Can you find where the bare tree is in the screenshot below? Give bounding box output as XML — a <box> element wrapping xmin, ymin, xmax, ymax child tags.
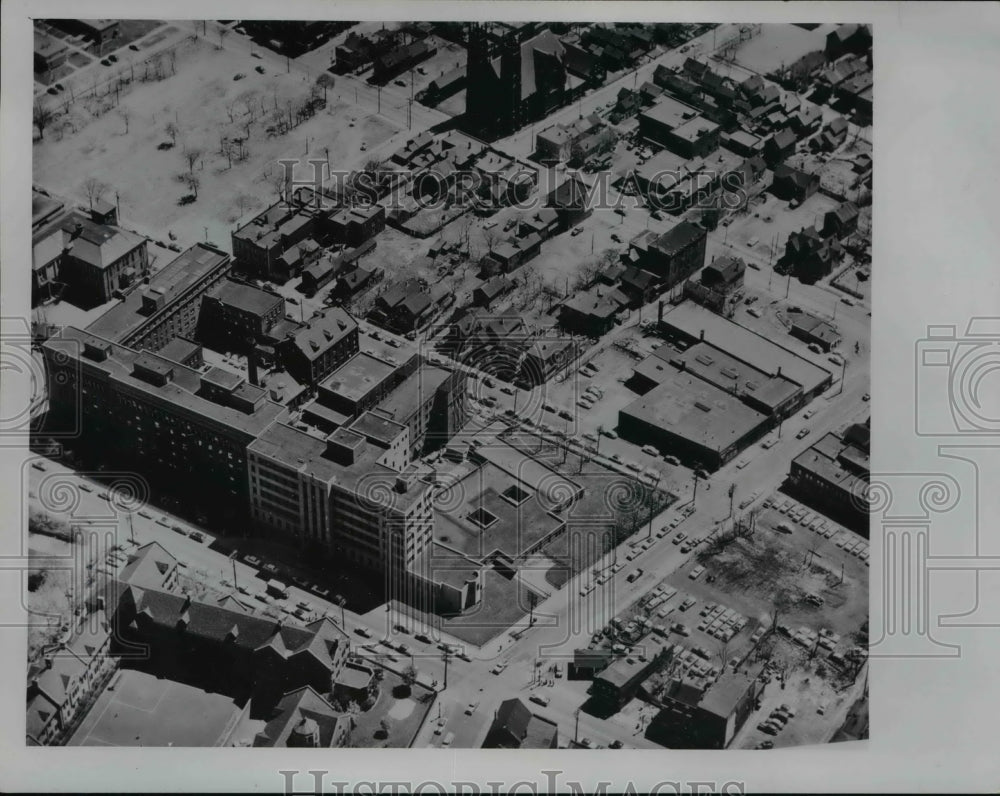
<box><xmin>482</xmin><ymin>226</ymin><xmax>501</xmax><ymax>254</ymax></box>
<box><xmin>181</xmin><ymin>145</ymin><xmax>203</xmax><ymax>175</ymax></box>
<box><xmin>165</xmin><ymin>121</ymin><xmax>178</xmax><ymax>146</ymax></box>
<box><xmin>225</xmin><ymin>99</ymin><xmax>238</xmax><ymax>123</ymax></box>
<box><xmin>239</xmin><ymin>90</ymin><xmax>259</xmax><ymax>121</ymax></box>
<box><xmin>217</xmin><ymin>25</ymin><xmax>229</xmax><ymax>48</ymax></box>
<box><xmin>82</xmin><ymin>178</ymin><xmax>109</xmax><ymax>210</ymax></box>
<box><xmin>265</xmin><ymin>161</ymin><xmax>292</xmax><ymax>201</ymax></box>
<box><xmin>33</xmin><ymin>99</ymin><xmax>54</xmax><ymax>140</ymax></box>
<box><xmin>184</xmin><ymin>174</ymin><xmax>200</xmax><ymax>200</ymax></box>
<box><xmin>235</xmin><ymin>192</ymin><xmax>257</xmax><ymax>218</ymax></box>
<box><xmin>118</xmin><ymin>107</ymin><xmax>130</xmax><ymax>134</ymax></box>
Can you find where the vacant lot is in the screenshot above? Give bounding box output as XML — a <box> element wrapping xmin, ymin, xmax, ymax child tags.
<box><xmin>731</xmin><ymin>23</ymin><xmax>834</xmax><ymax>76</ymax></box>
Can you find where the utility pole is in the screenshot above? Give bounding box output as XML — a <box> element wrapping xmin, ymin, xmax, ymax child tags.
<box><xmin>728</xmin><ymin>483</ymin><xmax>736</xmax><ymax>519</ymax></box>
<box><xmin>442</xmin><ymin>650</ymin><xmax>451</xmax><ymax>690</ymax></box>
<box><xmin>835</xmin><ymin>357</ymin><xmax>847</xmax><ymax>397</ymax></box>
<box><xmin>231</xmin><ymin>556</ymin><xmax>238</xmax><ymax>592</ymax></box>
<box><xmin>127</xmin><ymin>511</ymin><xmax>135</xmax><ymax>545</ymax></box>
<box><xmin>691</xmin><ymin>472</ymin><xmax>700</xmax><ymax>507</ymax></box>
<box><xmin>377</xmin><ymin>85</ymin><xmax>382</xmax><ymax>115</ymax></box>
<box><xmin>785</xmin><ymin>271</ymin><xmax>792</xmax><ymax>299</ymax></box>
<box><xmin>574</xmin><ymin>708</ymin><xmax>581</xmax><ymax>743</ymax></box>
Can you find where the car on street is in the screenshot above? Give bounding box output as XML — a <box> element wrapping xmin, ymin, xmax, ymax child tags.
<box><xmin>558</xmin><ymin>409</ymin><xmax>573</xmax><ymax>421</ymax></box>
<box><xmin>758</xmin><ymin>723</ymin><xmax>779</xmax><ymax>736</ymax></box>
<box><xmin>171</xmin><ymin>524</ymin><xmax>185</xmax><ymax>534</ymax></box>
<box><xmin>442</xmin><ymin>732</ymin><xmax>455</xmax><ymax>747</ymax></box>
<box><xmin>626</xmin><ymin>568</ymin><xmax>643</xmax><ymax>583</ymax></box>
<box><xmin>355</xmin><ymin>627</ymin><xmax>372</xmax><ymax>638</ymax></box>
<box><xmin>689</xmin><ymin>565</ymin><xmax>706</xmax><ymax>580</ymax></box>
<box><xmin>611</xmin><ymin>453</ymin><xmax>624</xmax><ymax>464</ymax></box>
<box><xmin>571</xmin><ymin>227</ymin><xmax>583</xmax><ymax>236</ymax></box>
<box><xmin>465</xmin><ymin>701</ymin><xmax>479</xmax><ymax>714</ymax></box>
<box><xmin>529</xmin><ymin>694</ymin><xmax>550</xmax><ymax>707</ymax></box>
<box><xmin>796</xmin><ymin>428</ymin><xmax>810</xmax><ymax>439</ymax></box>
<box><xmin>862</xmin><ymin>393</ymin><xmax>870</xmax><ymax>402</ymax></box>
<box><xmin>189</xmin><ymin>531</ymin><xmax>205</xmax><ymax>543</ymax></box>
<box><xmin>490</xmin><ymin>662</ymin><xmax>507</xmax><ymax>675</ymax></box>
<box><xmin>672</xmin><ymin>532</ymin><xmax>687</xmax><ymax>544</ymax></box>
<box><xmin>414</xmin><ymin>633</ymin><xmax>432</xmax><ymax>644</ymax></box>
<box><xmin>641</xmin><ymin>444</ymin><xmax>659</xmax><ymax>456</ymax></box>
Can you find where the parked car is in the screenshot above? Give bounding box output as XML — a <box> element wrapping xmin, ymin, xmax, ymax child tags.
<box><xmin>796</xmin><ymin>428</ymin><xmax>810</xmax><ymax>439</ymax></box>
<box><xmin>529</xmin><ymin>694</ymin><xmax>550</xmax><ymax>707</ymax></box>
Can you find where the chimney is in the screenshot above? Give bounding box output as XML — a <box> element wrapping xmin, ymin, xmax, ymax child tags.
<box><xmin>247</xmin><ymin>347</ymin><xmax>260</xmax><ymax>387</ymax></box>
<box><xmin>700</xmin><ymin>329</ymin><xmax>705</xmax><ymax>341</ymax></box>
<box><xmin>71</xmin><ymin>222</ymin><xmax>84</xmax><ymax>240</ymax></box>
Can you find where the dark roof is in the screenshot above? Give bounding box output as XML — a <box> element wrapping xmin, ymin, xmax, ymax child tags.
<box><xmin>653</xmin><ymin>221</ymin><xmax>705</xmax><ymax>256</ymax></box>
<box><xmin>702</xmin><ymin>256</ymin><xmax>746</xmax><ymax>286</ymax></box>
<box><xmin>768</xmin><ymin>128</ymin><xmax>798</xmax><ymax>151</ymax></box>
<box><xmin>253</xmin><ymin>686</ymin><xmax>346</xmax><ymax>747</ymax></box>
<box><xmin>773</xmin><ymin>163</ymin><xmax>819</xmax><ymax>190</ymax></box>
<box><xmin>209</xmin><ymin>279</ymin><xmax>284</xmax><ymax>317</ymax></box>
<box><xmin>483</xmin><ymin>698</ymin><xmax>558</xmax><ymax>749</ymax></box>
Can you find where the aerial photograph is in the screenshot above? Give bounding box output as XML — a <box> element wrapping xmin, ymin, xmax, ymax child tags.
<box><xmin>27</xmin><ymin>19</ymin><xmax>871</xmax><ymax>750</ymax></box>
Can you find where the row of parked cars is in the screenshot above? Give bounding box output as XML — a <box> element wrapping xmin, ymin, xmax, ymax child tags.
<box><xmin>239</xmin><ymin>552</ymin><xmax>333</xmax><ymax>600</ymax></box>
<box><xmin>757</xmin><ymin>704</ymin><xmax>796</xmax><ymax>736</ymax></box>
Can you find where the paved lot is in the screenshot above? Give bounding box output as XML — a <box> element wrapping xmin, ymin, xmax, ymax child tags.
<box><xmin>70</xmin><ymin>669</ymin><xmax>241</xmax><ymax>747</ymax></box>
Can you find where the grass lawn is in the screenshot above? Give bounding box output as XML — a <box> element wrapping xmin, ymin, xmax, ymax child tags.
<box><xmin>347</xmin><ymin>670</ymin><xmax>434</xmax><ymax>748</ymax></box>
<box><xmin>437</xmin><ymin>568</ymin><xmax>544</xmax><ymax>647</ymax></box>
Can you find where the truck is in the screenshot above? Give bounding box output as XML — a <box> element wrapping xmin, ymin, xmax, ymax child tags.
<box><xmin>266</xmin><ymin>579</ymin><xmax>290</xmax><ymax>599</ymax></box>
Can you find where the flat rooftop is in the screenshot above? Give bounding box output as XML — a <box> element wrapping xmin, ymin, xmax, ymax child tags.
<box><xmin>86</xmin><ymin>244</ymin><xmax>231</xmax><ymax>343</ymax></box>
<box><xmin>661</xmin><ymin>302</ymin><xmax>832</xmax><ymax>394</ymax></box>
<box><xmin>248</xmin><ymin>420</ymin><xmax>425</xmax><ymax>510</ymax></box>
<box><xmin>659</xmin><ymin>340</ymin><xmax>801</xmax><ymax>413</ymax></box>
<box><xmin>208</xmin><ymin>279</ymin><xmax>283</xmax><ymax>317</ymax></box>
<box><xmin>46</xmin><ymin>327</ymin><xmax>283</xmax><ymax>439</ymax></box>
<box><xmin>641</xmin><ymin>94</ymin><xmax>702</xmax><ymax>131</ymax></box>
<box><xmin>598</xmin><ymin>635</ymin><xmax>672</xmax><ymax>688</ymax></box>
<box><xmin>621</xmin><ymin>369</ymin><xmax>768</xmax><ymax>454</ymax></box>
<box><xmin>671</xmin><ymin>115</ymin><xmax>720</xmax><ymax>142</ymax></box>
<box><xmin>431</xmin><ymin>441</ymin><xmax>580</xmax><ymax>561</ymax></box>
<box><xmin>376</xmin><ymin>365</ymin><xmax>452</xmax><ymax>423</ymax></box>
<box><xmin>319</xmin><ymin>352</ymin><xmax>397</xmax><ymax>404</ymax></box>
